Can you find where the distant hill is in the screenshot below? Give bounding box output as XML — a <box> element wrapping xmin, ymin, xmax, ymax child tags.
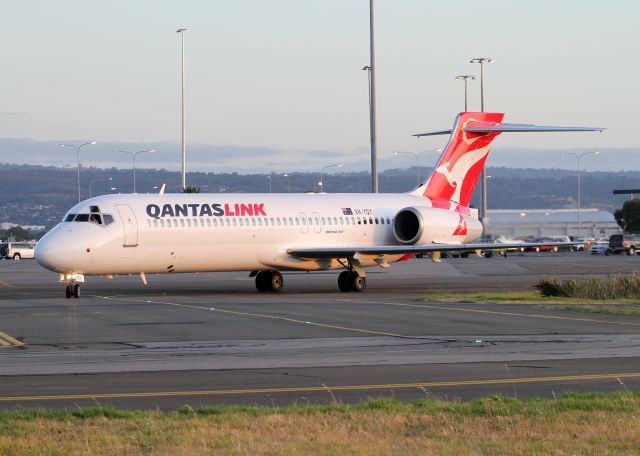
<box><xmin>0</xmin><ymin>163</ymin><xmax>637</xmax><ymax>229</ymax></box>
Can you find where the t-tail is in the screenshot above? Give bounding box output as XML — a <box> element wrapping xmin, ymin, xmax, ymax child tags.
<box><xmin>411</xmin><ymin>112</ymin><xmax>605</xmax><ymax>207</ymax></box>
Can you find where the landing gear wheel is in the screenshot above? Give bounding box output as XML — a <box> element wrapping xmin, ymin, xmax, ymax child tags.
<box><xmin>338</xmin><ymin>271</ymin><xmax>351</xmax><ymax>292</ymax></box>
<box><xmin>65</xmin><ymin>285</ymin><xmax>72</xmax><ymax>299</ymax></box>
<box><xmin>255</xmin><ymin>271</ymin><xmax>270</xmax><ymax>292</ymax></box>
<box><xmin>269</xmin><ymin>271</ymin><xmax>283</xmax><ymax>292</ymax></box>
<box><xmin>73</xmin><ymin>284</ymin><xmax>80</xmax><ymax>299</ymax></box>
<box><xmin>628</xmin><ymin>247</ymin><xmax>636</xmax><ymax>256</ymax></box>
<box><xmin>255</xmin><ymin>270</ymin><xmax>283</xmax><ymax>292</ymax></box>
<box><xmin>12</xmin><ymin>253</ymin><xmax>20</xmax><ymax>260</ymax></box>
<box><xmin>349</xmin><ymin>272</ymin><xmax>366</xmax><ymax>292</ymax></box>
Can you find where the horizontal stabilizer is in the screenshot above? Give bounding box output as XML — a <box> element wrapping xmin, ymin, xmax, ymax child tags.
<box><xmin>463</xmin><ymin>123</ymin><xmax>605</xmax><ymax>133</ymax></box>
<box><xmin>413</xmin><ymin>129</ymin><xmax>452</xmax><ymax>137</ymax></box>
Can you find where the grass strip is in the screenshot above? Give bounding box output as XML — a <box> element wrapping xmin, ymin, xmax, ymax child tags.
<box><xmin>536</xmin><ymin>274</ymin><xmax>640</xmax><ymax>300</ymax></box>
<box><xmin>0</xmin><ymin>393</ymin><xmax>639</xmax><ymax>455</ymax></box>
<box><xmin>420</xmin><ymin>291</ymin><xmax>640</xmax><ymax>305</ymax></box>
<box><xmin>538</xmin><ymin>304</ymin><xmax>640</xmax><ymax>316</ymax></box>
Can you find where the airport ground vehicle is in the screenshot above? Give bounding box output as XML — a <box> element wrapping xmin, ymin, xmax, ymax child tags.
<box><xmin>608</xmin><ymin>234</ymin><xmax>640</xmax><ymax>255</ymax></box>
<box><xmin>589</xmin><ymin>239</ymin><xmax>611</xmax><ymax>255</ymax></box>
<box><xmin>0</xmin><ymin>241</ymin><xmax>36</xmax><ymax>260</ymax></box>
<box><xmin>34</xmin><ymin>112</ymin><xmax>600</xmax><ymax>297</ymax></box>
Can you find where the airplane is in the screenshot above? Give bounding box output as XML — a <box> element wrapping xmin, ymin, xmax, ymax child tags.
<box><xmin>35</xmin><ymin>112</ymin><xmax>604</xmax><ymax>298</ymax></box>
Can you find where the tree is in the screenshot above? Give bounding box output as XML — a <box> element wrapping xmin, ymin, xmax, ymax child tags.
<box><xmin>614</xmin><ymin>199</ymin><xmax>640</xmax><ymax>233</ymax></box>
<box><xmin>181</xmin><ymin>186</ymin><xmax>200</xmax><ymax>193</ymax></box>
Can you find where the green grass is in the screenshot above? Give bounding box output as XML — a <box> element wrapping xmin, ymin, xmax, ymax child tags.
<box><xmin>536</xmin><ymin>274</ymin><xmax>640</xmax><ymax>300</ymax></box>
<box><xmin>1</xmin><ymin>393</ymin><xmax>640</xmax><ymax>455</ymax></box>
<box><xmin>420</xmin><ymin>291</ymin><xmax>639</xmax><ymax>305</ymax></box>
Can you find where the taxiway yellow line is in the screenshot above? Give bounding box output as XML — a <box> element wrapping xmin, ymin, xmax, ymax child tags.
<box><xmin>345</xmin><ymin>299</ymin><xmax>640</xmax><ymax>327</ymax></box>
<box><xmin>1</xmin><ymin>372</ymin><xmax>639</xmax><ymax>402</ymax></box>
<box><xmin>0</xmin><ymin>331</ymin><xmax>24</xmax><ymax>348</ymax></box>
<box><xmin>0</xmin><ymin>280</ymin><xmax>15</xmax><ymax>288</ymax></box>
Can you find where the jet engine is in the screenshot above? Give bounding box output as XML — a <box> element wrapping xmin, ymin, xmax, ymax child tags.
<box><xmin>392</xmin><ymin>206</ymin><xmax>482</xmax><ymax>245</ymax></box>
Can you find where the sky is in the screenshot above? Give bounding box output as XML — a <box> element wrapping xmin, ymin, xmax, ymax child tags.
<box><xmin>1</xmin><ymin>0</ymin><xmax>638</xmax><ymax>173</ymax></box>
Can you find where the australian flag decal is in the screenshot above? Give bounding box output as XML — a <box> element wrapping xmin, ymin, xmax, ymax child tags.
<box><xmin>342</xmin><ymin>208</ymin><xmax>353</xmax><ymax>215</ymax></box>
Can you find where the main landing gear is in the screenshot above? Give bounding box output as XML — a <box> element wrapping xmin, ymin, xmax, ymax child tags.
<box><xmin>254</xmin><ymin>270</ymin><xmax>284</xmax><ymax>292</ymax></box>
<box><xmin>337</xmin><ymin>259</ymin><xmax>367</xmax><ymax>292</ymax></box>
<box><xmin>65</xmin><ymin>283</ymin><xmax>80</xmax><ymax>299</ymax></box>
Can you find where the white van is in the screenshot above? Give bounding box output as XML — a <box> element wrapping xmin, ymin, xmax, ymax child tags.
<box><xmin>0</xmin><ymin>241</ymin><xmax>36</xmax><ymax>260</ymax></box>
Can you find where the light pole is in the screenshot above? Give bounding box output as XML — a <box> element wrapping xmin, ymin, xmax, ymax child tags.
<box><xmin>561</xmin><ymin>150</ymin><xmax>600</xmax><ymax>236</ymax></box>
<box><xmin>89</xmin><ymin>177</ymin><xmax>112</xmax><ymax>198</ymax></box>
<box><xmin>318</xmin><ymin>164</ymin><xmax>343</xmax><ymax>192</ymax></box>
<box><xmin>283</xmin><ymin>173</ymin><xmax>291</xmax><ymax>193</ymax></box>
<box><xmin>470</xmin><ymin>57</ymin><xmax>494</xmax><ymax>231</ymax></box>
<box><xmin>393</xmin><ymin>148</ymin><xmax>442</xmax><ymax>187</ymax></box>
<box><xmin>59</xmin><ymin>141</ymin><xmax>97</xmax><ymax>203</ymax></box>
<box><xmin>267</xmin><ymin>175</ymin><xmax>272</xmax><ymax>193</ymax></box>
<box><xmin>454</xmin><ymin>75</ymin><xmax>475</xmax><ymax>111</ymax></box>
<box><xmin>176</xmin><ymin>28</ymin><xmax>187</xmax><ymax>190</ymax></box>
<box><xmin>117</xmin><ymin>149</ymin><xmax>155</xmax><ymax>193</ymax></box>
<box><xmin>365</xmin><ymin>0</ymin><xmax>378</xmax><ymax>193</ymax></box>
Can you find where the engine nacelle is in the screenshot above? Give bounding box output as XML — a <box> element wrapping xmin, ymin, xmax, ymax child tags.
<box><xmin>393</xmin><ymin>206</ymin><xmax>483</xmax><ymax>245</ymax></box>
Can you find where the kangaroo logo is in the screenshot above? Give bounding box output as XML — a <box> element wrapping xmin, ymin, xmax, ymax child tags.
<box><xmin>434</xmin><ymin>142</ymin><xmax>491</xmax><ymax>203</ymax></box>
<box><xmin>452</xmin><ymin>214</ymin><xmax>468</xmax><ymax>236</ymax></box>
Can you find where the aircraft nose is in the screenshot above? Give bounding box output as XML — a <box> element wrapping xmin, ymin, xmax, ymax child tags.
<box><xmin>35</xmin><ymin>232</ymin><xmax>69</xmax><ymax>272</ymax></box>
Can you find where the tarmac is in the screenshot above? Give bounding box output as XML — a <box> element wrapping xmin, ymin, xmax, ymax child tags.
<box><xmin>1</xmin><ymin>252</ymin><xmax>639</xmax><ymax>410</ymax></box>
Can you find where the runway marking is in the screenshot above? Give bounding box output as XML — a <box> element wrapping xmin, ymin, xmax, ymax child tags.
<box><xmin>94</xmin><ymin>295</ymin><xmax>428</xmax><ymax>340</ymax></box>
<box><xmin>0</xmin><ymin>280</ymin><xmax>15</xmax><ymax>288</ymax></box>
<box><xmin>0</xmin><ymin>330</ymin><xmax>24</xmax><ymax>348</ymax></box>
<box><xmin>1</xmin><ymin>372</ymin><xmax>639</xmax><ymax>402</ymax></box>
<box><xmin>342</xmin><ymin>299</ymin><xmax>640</xmax><ymax>327</ymax></box>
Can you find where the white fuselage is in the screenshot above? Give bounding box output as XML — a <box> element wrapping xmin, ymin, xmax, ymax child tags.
<box><xmin>35</xmin><ymin>192</ymin><xmax>482</xmax><ymax>276</ymax></box>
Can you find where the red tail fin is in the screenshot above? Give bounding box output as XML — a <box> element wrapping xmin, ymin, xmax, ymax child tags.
<box><xmin>416</xmin><ymin>112</ymin><xmax>504</xmax><ymax>206</ymax></box>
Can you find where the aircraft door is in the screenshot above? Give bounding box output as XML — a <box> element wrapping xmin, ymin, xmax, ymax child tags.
<box><xmin>115</xmin><ymin>204</ymin><xmax>139</xmax><ymax>247</ymax></box>
<box><xmin>298</xmin><ymin>212</ymin><xmax>308</xmax><ymax>234</ymax></box>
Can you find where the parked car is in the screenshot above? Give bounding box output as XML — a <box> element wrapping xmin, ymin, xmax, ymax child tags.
<box><xmin>608</xmin><ymin>233</ymin><xmax>640</xmax><ymax>255</ymax></box>
<box><xmin>527</xmin><ymin>237</ymin><xmax>560</xmax><ymax>252</ymax></box>
<box><xmin>0</xmin><ymin>241</ymin><xmax>36</xmax><ymax>260</ymax></box>
<box><xmin>574</xmin><ymin>237</ymin><xmax>595</xmax><ymax>251</ymax></box>
<box><xmin>589</xmin><ymin>239</ymin><xmax>611</xmax><ymax>255</ymax></box>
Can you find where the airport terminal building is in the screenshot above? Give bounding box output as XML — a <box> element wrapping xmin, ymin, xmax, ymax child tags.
<box><xmin>486</xmin><ymin>209</ymin><xmax>620</xmax><ymax>239</ymax></box>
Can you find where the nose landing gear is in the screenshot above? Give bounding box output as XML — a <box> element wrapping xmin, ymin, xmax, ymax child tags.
<box><xmin>65</xmin><ymin>283</ymin><xmax>80</xmax><ymax>299</ymax></box>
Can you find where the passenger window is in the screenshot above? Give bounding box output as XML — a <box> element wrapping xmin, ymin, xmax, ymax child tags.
<box><xmin>206</xmin><ymin>219</ymin><xmax>211</xmax><ymax>227</ymax></box>
<box><xmin>283</xmin><ymin>218</ymin><xmax>287</xmax><ymax>226</ymax></box>
<box><xmin>200</xmin><ymin>219</ymin><xmax>205</xmax><ymax>227</ymax></box>
<box><xmin>289</xmin><ymin>217</ymin><xmax>293</xmax><ymax>225</ymax></box>
<box><xmin>327</xmin><ymin>218</ymin><xmax>332</xmax><ymax>226</ymax></box>
<box><xmin>252</xmin><ymin>219</ymin><xmax>256</xmax><ymax>226</ymax></box>
<box><xmin>180</xmin><ymin>219</ymin><xmax>185</xmax><ymax>227</ymax></box>
<box><xmin>245</xmin><ymin>218</ymin><xmax>250</xmax><ymax>226</ymax></box>
<box><xmin>153</xmin><ymin>219</ymin><xmax>158</xmax><ymax>227</ymax></box>
<box><xmin>300</xmin><ymin>218</ymin><xmax>305</xmax><ymax>226</ymax></box>
<box><xmin>186</xmin><ymin>219</ymin><xmax>191</xmax><ymax>227</ymax></box>
<box><xmin>213</xmin><ymin>219</ymin><xmax>218</xmax><ymax>227</ymax></box>
<box><xmin>239</xmin><ymin>219</ymin><xmax>244</xmax><ymax>227</ymax></box>
<box><xmin>333</xmin><ymin>217</ymin><xmax>338</xmax><ymax>225</ymax></box>
<box><xmin>258</xmin><ymin>218</ymin><xmax>262</xmax><ymax>226</ymax></box>
<box><xmin>321</xmin><ymin>217</ymin><xmax>326</xmax><ymax>225</ymax></box>
<box><xmin>315</xmin><ymin>217</ymin><xmax>319</xmax><ymax>225</ymax></box>
<box><xmin>270</xmin><ymin>218</ymin><xmax>275</xmax><ymax>225</ymax></box>
<box><xmin>277</xmin><ymin>218</ymin><xmax>281</xmax><ymax>226</ymax></box>
<box><xmin>160</xmin><ymin>219</ymin><xmax>165</xmax><ymax>227</ymax></box>
<box><xmin>308</xmin><ymin>217</ymin><xmax>312</xmax><ymax>225</ymax></box>
<box><xmin>387</xmin><ymin>217</ymin><xmax>392</xmax><ymax>224</ymax></box>
<box><xmin>233</xmin><ymin>219</ymin><xmax>237</xmax><ymax>226</ymax></box>
<box><xmin>263</xmin><ymin>218</ymin><xmax>268</xmax><ymax>226</ymax></box>
<box><xmin>375</xmin><ymin>217</ymin><xmax>379</xmax><ymax>224</ymax></box>
<box><xmin>369</xmin><ymin>218</ymin><xmax>373</xmax><ymax>225</ymax></box>
<box><xmin>295</xmin><ymin>218</ymin><xmax>300</xmax><ymax>225</ymax></box>
<box><xmin>226</xmin><ymin>219</ymin><xmax>231</xmax><ymax>226</ymax></box>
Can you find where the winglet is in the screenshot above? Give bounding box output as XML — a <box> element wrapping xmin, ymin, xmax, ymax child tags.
<box><xmin>159</xmin><ymin>184</ymin><xmax>166</xmax><ymax>195</ymax></box>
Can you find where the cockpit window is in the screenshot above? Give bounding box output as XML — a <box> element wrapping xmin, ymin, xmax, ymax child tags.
<box><xmin>90</xmin><ymin>205</ymin><xmax>100</xmax><ymax>213</ymax></box>
<box><xmin>63</xmin><ymin>211</ymin><xmax>114</xmax><ymax>226</ymax></box>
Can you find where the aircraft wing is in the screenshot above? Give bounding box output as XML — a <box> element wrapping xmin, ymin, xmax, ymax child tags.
<box><xmin>288</xmin><ymin>241</ymin><xmax>578</xmax><ymax>258</ymax></box>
